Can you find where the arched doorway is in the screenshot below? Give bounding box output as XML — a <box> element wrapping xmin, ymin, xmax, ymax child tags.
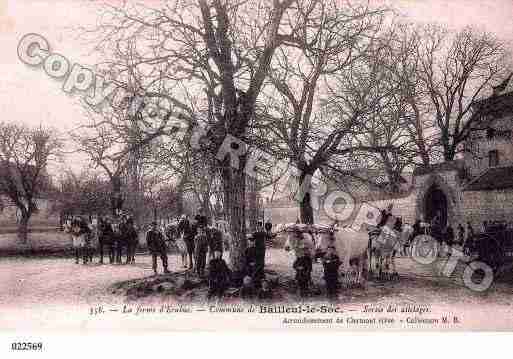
<box><xmin>424</xmin><ymin>184</ymin><xmax>448</xmax><ymax>227</ymax></box>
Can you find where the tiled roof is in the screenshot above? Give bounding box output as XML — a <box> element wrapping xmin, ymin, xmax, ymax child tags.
<box><xmin>463</xmin><ymin>166</ymin><xmax>513</xmax><ymax>191</ymax></box>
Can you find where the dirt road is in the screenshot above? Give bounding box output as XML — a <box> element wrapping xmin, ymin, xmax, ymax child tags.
<box><xmin>1</xmin><ymin>249</ymin><xmax>513</xmax><ymax>330</ymax></box>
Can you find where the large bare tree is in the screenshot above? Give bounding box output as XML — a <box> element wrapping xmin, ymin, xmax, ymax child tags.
<box><xmin>81</xmin><ymin>0</ymin><xmax>340</xmax><ymax>271</ymax></box>
<box><xmin>416</xmin><ymin>25</ymin><xmax>510</xmax><ymax>161</ymax></box>
<box><xmin>0</xmin><ymin>122</ymin><xmax>61</xmax><ymax>242</ymax></box>
<box><xmin>259</xmin><ymin>1</ymin><xmax>391</xmax><ymax>223</ymax></box>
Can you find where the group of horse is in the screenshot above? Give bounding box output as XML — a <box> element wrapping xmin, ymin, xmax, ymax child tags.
<box><xmin>65</xmin><ymin>217</ymin><xmax>139</xmax><ymax>264</ymax></box>
<box><xmin>277</xmin><ymin>216</ymin><xmax>413</xmax><ymax>284</ymax></box>
<box><xmin>163</xmin><ymin>219</ymin><xmax>233</xmax><ymax>265</ymax></box>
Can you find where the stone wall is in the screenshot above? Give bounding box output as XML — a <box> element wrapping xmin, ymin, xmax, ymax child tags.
<box><xmin>265</xmin><ymin>167</ymin><xmax>513</xmax><ymax>229</ymax></box>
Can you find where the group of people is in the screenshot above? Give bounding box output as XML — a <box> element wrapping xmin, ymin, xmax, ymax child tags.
<box><xmin>288</xmin><ymin>235</ymin><xmax>344</xmax><ymax>300</ymax></box>
<box><xmin>409</xmin><ymin>211</ymin><xmax>513</xmax><ymax>257</ymax></box>
<box><xmin>146</xmin><ymin>208</ymin><xmax>275</xmax><ymax>300</ymax></box>
<box><xmin>66</xmin><ymin>208</ymin><xmax>348</xmax><ymax>300</ymax></box>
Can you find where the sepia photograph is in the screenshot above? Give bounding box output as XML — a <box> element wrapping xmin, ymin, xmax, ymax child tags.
<box><xmin>1</xmin><ymin>0</ymin><xmax>513</xmax><ymax>338</ymax></box>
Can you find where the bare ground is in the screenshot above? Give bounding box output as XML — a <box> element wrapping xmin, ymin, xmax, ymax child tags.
<box><xmin>2</xmin><ymin>248</ymin><xmax>513</xmax><ymax>308</ymax></box>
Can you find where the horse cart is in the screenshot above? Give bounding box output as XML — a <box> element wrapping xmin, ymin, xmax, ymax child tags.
<box><xmin>472</xmin><ymin>227</ymin><xmax>513</xmax><ymax>273</ymax></box>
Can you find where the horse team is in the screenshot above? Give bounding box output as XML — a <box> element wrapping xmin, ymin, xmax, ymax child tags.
<box><xmin>278</xmin><ymin>210</ymin><xmax>413</xmax><ymax>285</ymax></box>
<box><xmin>65</xmin><ymin>215</ymin><xmax>139</xmax><ymax>265</ymax></box>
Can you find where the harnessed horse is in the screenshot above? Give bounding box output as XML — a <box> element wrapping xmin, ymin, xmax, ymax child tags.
<box><xmin>97</xmin><ymin>218</ymin><xmax>117</xmax><ymax>264</ymax></box>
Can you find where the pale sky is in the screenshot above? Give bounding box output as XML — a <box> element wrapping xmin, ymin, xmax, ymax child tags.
<box><xmin>1</xmin><ymin>0</ymin><xmax>513</xmax><ymax>173</ymax></box>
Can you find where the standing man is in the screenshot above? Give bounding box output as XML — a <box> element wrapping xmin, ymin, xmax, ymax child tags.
<box><xmin>194</xmin><ymin>226</ymin><xmax>209</xmax><ymax>277</ymax></box>
<box><xmin>179</xmin><ymin>215</ymin><xmax>195</xmax><ymax>270</ymax></box>
<box><xmin>125</xmin><ymin>217</ymin><xmax>139</xmax><ymax>264</ymax></box>
<box><xmin>146</xmin><ymin>221</ymin><xmax>170</xmax><ymax>275</ymax></box>
<box><xmin>293</xmin><ymin>248</ymin><xmax>313</xmax><ymax>298</ymax></box>
<box><xmin>264</xmin><ymin>220</ymin><xmax>272</xmax><ymax>234</ymax></box>
<box><xmin>251</xmin><ymin>221</ymin><xmax>268</xmax><ymax>287</ymax></box>
<box><xmin>322</xmin><ymin>246</ymin><xmax>341</xmax><ymax>300</ymax></box>
<box><xmin>430</xmin><ymin>211</ymin><xmax>443</xmax><ymax>242</ymax></box>
<box><xmin>207</xmin><ymin>225</ymin><xmax>224</xmax><ymax>260</ymax></box>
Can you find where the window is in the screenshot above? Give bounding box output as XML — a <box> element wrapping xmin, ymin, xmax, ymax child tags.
<box><xmin>489</xmin><ymin>150</ymin><xmax>499</xmax><ymax>167</ymax></box>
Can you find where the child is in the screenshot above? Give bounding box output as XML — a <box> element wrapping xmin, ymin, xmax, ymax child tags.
<box><xmin>322</xmin><ymin>246</ymin><xmax>341</xmax><ymax>300</ymax></box>
<box><xmin>293</xmin><ymin>248</ymin><xmax>312</xmax><ymax>298</ymax></box>
<box><xmin>257</xmin><ymin>279</ymin><xmax>273</xmax><ymax>301</ymax></box>
<box><xmin>239</xmin><ymin>275</ymin><xmax>255</xmax><ymax>300</ymax></box>
<box><xmin>207</xmin><ymin>250</ymin><xmax>231</xmax><ymax>299</ymax></box>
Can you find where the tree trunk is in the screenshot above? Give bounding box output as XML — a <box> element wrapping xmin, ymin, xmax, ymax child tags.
<box><xmin>176</xmin><ymin>192</ymin><xmax>184</xmax><ymax>216</ymax></box>
<box><xmin>201</xmin><ymin>195</ymin><xmax>212</xmax><ymax>225</ymax></box>
<box><xmin>17</xmin><ymin>211</ymin><xmax>30</xmax><ymax>243</ymax></box>
<box><xmin>298</xmin><ymin>170</ymin><xmax>314</xmax><ymax>225</ymax></box>
<box><xmin>222</xmin><ymin>162</ymin><xmax>247</xmax><ymax>274</ymax></box>
<box><xmin>110</xmin><ymin>176</ymin><xmax>123</xmax><ymax>217</ymax></box>
<box><xmin>247</xmin><ymin>176</ymin><xmax>258</xmax><ymax>233</ymax></box>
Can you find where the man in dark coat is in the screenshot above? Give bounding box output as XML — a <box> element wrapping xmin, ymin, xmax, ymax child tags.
<box><xmin>378</xmin><ymin>208</ymin><xmax>391</xmax><ymax>228</ymax></box>
<box><xmin>146</xmin><ymin>221</ymin><xmax>169</xmax><ymax>275</ymax></box>
<box><xmin>194</xmin><ymin>226</ymin><xmax>209</xmax><ymax>277</ymax></box>
<box><xmin>207</xmin><ymin>226</ymin><xmax>224</xmax><ymax>260</ymax></box>
<box><xmin>445</xmin><ymin>225</ymin><xmax>455</xmax><ymax>246</ymax></box>
<box><xmin>322</xmin><ymin>246</ymin><xmax>341</xmax><ymax>300</ymax></box>
<box><xmin>264</xmin><ymin>221</ymin><xmax>272</xmax><ymax>234</ymax></box>
<box><xmin>178</xmin><ymin>215</ymin><xmax>195</xmax><ymax>270</ymax></box>
<box><xmin>251</xmin><ymin>221</ymin><xmax>268</xmax><ymax>286</ymax></box>
<box><xmin>207</xmin><ymin>250</ymin><xmax>231</xmax><ymax>299</ymax></box>
<box><xmin>293</xmin><ymin>249</ymin><xmax>313</xmax><ymax>298</ymax></box>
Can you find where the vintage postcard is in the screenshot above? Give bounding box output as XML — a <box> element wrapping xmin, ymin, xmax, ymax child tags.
<box><xmin>1</xmin><ymin>0</ymin><xmax>513</xmax><ymax>338</ymax></box>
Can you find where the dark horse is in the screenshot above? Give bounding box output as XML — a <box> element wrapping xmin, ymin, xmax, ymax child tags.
<box><xmin>97</xmin><ymin>217</ymin><xmax>137</xmax><ymax>264</ymax></box>
<box><xmin>97</xmin><ymin>217</ymin><xmax>116</xmax><ymax>264</ymax></box>
<box><xmin>119</xmin><ymin>218</ymin><xmax>139</xmax><ymax>264</ymax></box>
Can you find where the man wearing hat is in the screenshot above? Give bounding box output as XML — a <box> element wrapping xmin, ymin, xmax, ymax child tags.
<box><xmin>293</xmin><ymin>246</ymin><xmax>313</xmax><ymax>298</ymax></box>
<box><xmin>146</xmin><ymin>221</ymin><xmax>170</xmax><ymax>275</ymax></box>
<box><xmin>322</xmin><ymin>245</ymin><xmax>341</xmax><ymax>300</ymax></box>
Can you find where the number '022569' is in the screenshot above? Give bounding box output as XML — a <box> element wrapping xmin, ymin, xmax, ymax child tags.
<box><xmin>11</xmin><ymin>342</ymin><xmax>43</xmax><ymax>351</ymax></box>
